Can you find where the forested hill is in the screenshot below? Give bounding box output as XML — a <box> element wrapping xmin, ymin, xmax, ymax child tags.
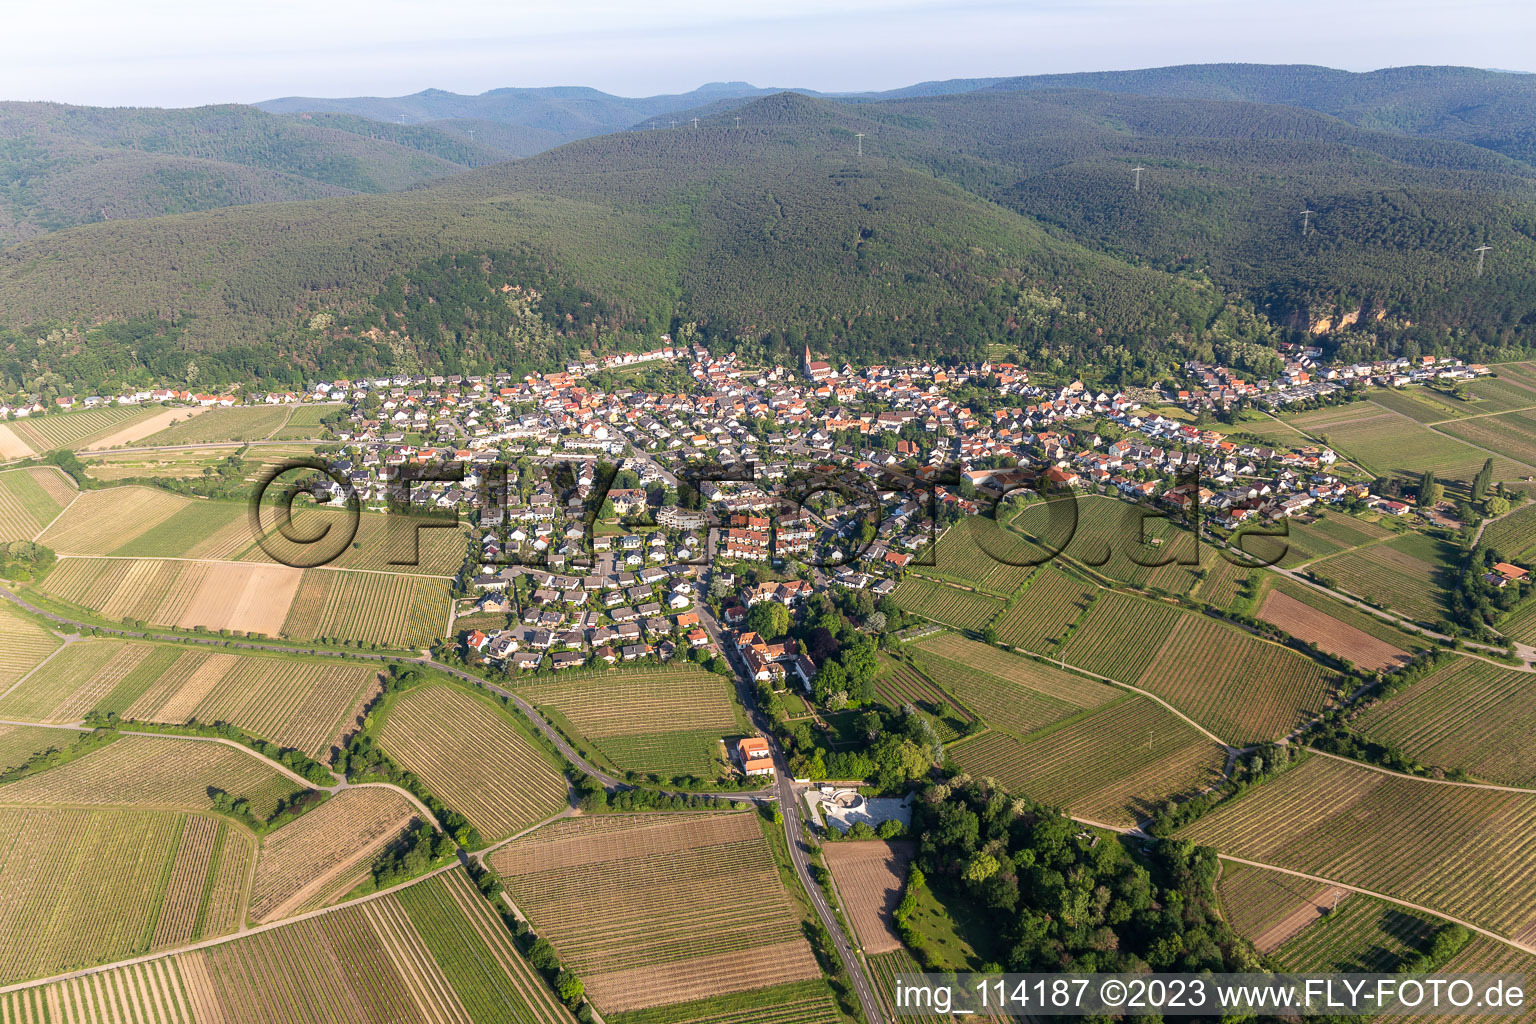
<box><xmin>980</xmin><ymin>65</ymin><xmax>1536</xmax><ymax>165</ymax></box>
<box><xmin>255</xmin><ymin>82</ymin><xmax>787</xmax><ymax>148</ymax></box>
<box><xmin>0</xmin><ymin>102</ymin><xmax>509</xmax><ymax>244</ymax></box>
<box><xmin>4</xmin><ymin>86</ymin><xmax>1536</xmax><ymax>392</ymax></box>
<box><xmin>0</xmin><ymin>93</ymin><xmax>1237</xmax><ymax>390</ymax></box>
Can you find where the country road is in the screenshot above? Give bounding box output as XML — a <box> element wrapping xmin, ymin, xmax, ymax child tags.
<box><xmin>692</xmin><ymin>589</ymin><xmax>889</xmax><ymax>1024</ymax></box>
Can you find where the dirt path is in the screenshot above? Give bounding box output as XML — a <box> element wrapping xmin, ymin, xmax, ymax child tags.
<box><xmin>1251</xmin><ymin>886</ymin><xmax>1351</xmax><ymax>953</ymax></box>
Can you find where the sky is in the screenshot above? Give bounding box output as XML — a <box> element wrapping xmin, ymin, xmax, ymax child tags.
<box><xmin>5</xmin><ymin>0</ymin><xmax>1534</xmax><ymax>108</ymax></box>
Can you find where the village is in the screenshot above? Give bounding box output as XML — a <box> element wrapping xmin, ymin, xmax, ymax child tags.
<box><xmin>4</xmin><ymin>338</ymin><xmax>1500</xmax><ymax>698</ymax></box>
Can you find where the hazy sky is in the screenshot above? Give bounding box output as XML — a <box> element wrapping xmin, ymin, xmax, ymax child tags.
<box><xmin>6</xmin><ymin>0</ymin><xmax>1534</xmax><ymax>107</ymax></box>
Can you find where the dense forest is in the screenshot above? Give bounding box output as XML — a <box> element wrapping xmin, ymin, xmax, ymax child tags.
<box><xmin>0</xmin><ymin>102</ymin><xmax>505</xmax><ymax>243</ymax></box>
<box><xmin>6</xmin><ymin>76</ymin><xmax>1536</xmax><ymax>390</ymax></box>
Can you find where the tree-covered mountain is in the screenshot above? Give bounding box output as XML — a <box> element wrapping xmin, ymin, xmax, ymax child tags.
<box><xmin>255</xmin><ymin>82</ymin><xmax>790</xmax><ymax>147</ymax></box>
<box><xmin>0</xmin><ymin>102</ymin><xmax>507</xmax><ymax>244</ymax></box>
<box><xmin>4</xmin><ymin>82</ymin><xmax>1536</xmax><ymax>393</ymax></box>
<box><xmin>980</xmin><ymin>64</ymin><xmax>1536</xmax><ymax>166</ymax></box>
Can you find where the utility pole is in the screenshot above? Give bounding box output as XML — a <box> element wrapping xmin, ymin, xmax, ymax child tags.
<box><xmin>1301</xmin><ymin>208</ymin><xmax>1315</xmax><ymax>236</ymax></box>
<box><xmin>855</xmin><ymin>133</ymin><xmax>865</xmax><ymax>157</ymax></box>
<box><xmin>670</xmin><ymin>119</ymin><xmax>678</xmax><ymax>128</ymax></box>
<box><xmin>734</xmin><ymin>116</ymin><xmax>741</xmax><ymax>129</ymax></box>
<box><xmin>691</xmin><ymin>117</ymin><xmax>699</xmax><ymax>130</ymax></box>
<box><xmin>1132</xmin><ymin>166</ymin><xmax>1145</xmax><ymax>192</ymax></box>
<box><xmin>1475</xmin><ymin>244</ymin><xmax>1492</xmax><ymax>276</ymax></box>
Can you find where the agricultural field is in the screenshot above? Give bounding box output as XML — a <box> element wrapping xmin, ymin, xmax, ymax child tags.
<box><xmin>0</xmin><ymin>734</ymin><xmax>304</xmax><ymax>819</ymax></box>
<box><xmin>1282</xmin><ymin>401</ymin><xmax>1527</xmax><ymax>482</ymax></box>
<box><xmin>1483</xmin><ymin>502</ymin><xmax>1536</xmax><ymax>562</ymax></box>
<box><xmin>137</xmin><ymin>406</ymin><xmax>291</xmax><ymax>445</ymax></box>
<box><xmin>948</xmin><ymin>695</ymin><xmax>1226</xmax><ymax>827</ymax></box>
<box><xmin>1192</xmin><ymin>554</ymin><xmax>1254</xmax><ymax>610</ymax></box>
<box><xmin>1502</xmin><ymin>601</ymin><xmax>1536</xmax><ymax>645</ymax></box>
<box><xmin>821</xmin><ymin>840</ymin><xmax>913</xmax><ymax>954</ymax></box>
<box><xmin>866</xmin><ymin>949</ymin><xmax>1009</xmax><ymax>1024</ymax></box>
<box><xmin>1217</xmin><ymin>862</ymin><xmax>1330</xmax><ymax>950</ymax></box>
<box><xmin>39</xmin><ymin>556</ymin><xmax>304</xmax><ymax>637</ymax></box>
<box><xmin>490</xmin><ymin>812</ymin><xmax>821</xmax><ymax>1012</ymax></box>
<box><xmin>1181</xmin><ymin>754</ymin><xmax>1536</xmax><ymax>940</ymax></box>
<box><xmin>280</xmin><ymin>567</ymin><xmax>452</xmax><ymax>647</ymax></box>
<box><xmin>1057</xmin><ymin>590</ymin><xmax>1183</xmax><ymax>682</ymax></box>
<box><xmin>1270</xmin><ymin>511</ymin><xmax>1398</xmax><ymax>569</ymax></box>
<box><xmin>1438</xmin><ymin>409</ymin><xmax>1536</xmax><ymax>471</ymax></box>
<box><xmin>112</xmin><ymin>499</ymin><xmax>254</xmax><ymax>560</ymax></box>
<box><xmin>1369</xmin><ymin>387</ymin><xmax>1472</xmax><ymax>423</ymax></box>
<box><xmin>0</xmin><ymin>405</ymin><xmax>157</xmax><ymax>458</ymax></box>
<box><xmin>1375</xmin><ymin>938</ymin><xmax>1536</xmax><ymax>1023</ymax></box>
<box><xmin>873</xmin><ymin>657</ymin><xmax>977</xmax><ymax>741</ymax></box>
<box><xmin>38</xmin><ymin>485</ymin><xmax>188</xmax><ymax>553</ymax></box>
<box><xmin>890</xmin><ymin>576</ymin><xmax>1003</xmax><ymax>631</ymax></box>
<box><xmin>516</xmin><ymin>664</ymin><xmax>742</xmax><ymax>778</ymax></box>
<box><xmin>1011</xmin><ymin>494</ymin><xmax>1200</xmax><ymax>588</ymax></box>
<box><xmin>0</xmin><ymin>806</ymin><xmax>254</xmax><ymax>984</ymax></box>
<box><xmin>1261</xmin><ymin>576</ymin><xmax>1429</xmax><ymax>656</ymax></box>
<box><xmin>244</xmin><ymin>506</ymin><xmax>468</xmax><ymax>576</ymax></box>
<box><xmin>1258</xmin><ymin>589</ymin><xmax>1413</xmax><ymax>673</ymax></box>
<box><xmin>0</xmin><ymin>723</ymin><xmax>72</xmax><ymax>771</ymax></box>
<box><xmin>989</xmin><ymin>564</ymin><xmax>1098</xmax><ymax>651</ymax></box>
<box><xmin>376</xmin><ymin>683</ymin><xmax>569</xmax><ymax>840</ymax></box>
<box><xmin>250</xmin><ymin>786</ymin><xmax>420</xmax><ymax>923</ymax></box>
<box><xmin>176</xmin><ymin>867</ymin><xmax>574</xmax><ymax>1024</ymax></box>
<box><xmin>122</xmin><ymin>649</ymin><xmax>378</xmax><ymax>757</ymax></box>
<box><xmin>0</xmin><ymin>956</ymin><xmax>198</xmax><ymax>1024</ymax></box>
<box><xmin>608</xmin><ymin>979</ymin><xmax>846</xmax><ymax>1024</ymax></box>
<box><xmin>910</xmin><ymin>515</ymin><xmax>1037</xmax><ymax>596</ymax></box>
<box><xmin>1310</xmin><ymin>531</ymin><xmax>1458</xmax><ymax>624</ymax></box>
<box><xmin>1134</xmin><ymin>613</ymin><xmax>1337</xmax><ymax>746</ymax></box>
<box><xmin>269</xmin><ymin>403</ymin><xmax>342</xmax><ymax>440</ymax></box>
<box><xmin>0</xmin><ymin>599</ymin><xmax>62</xmax><ymax>696</ymax></box>
<box><xmin>1270</xmin><ymin>893</ymin><xmax>1439</xmax><ymax>973</ymax></box>
<box><xmin>910</xmin><ymin>632</ymin><xmax>1116</xmax><ymax>739</ymax></box>
<box><xmin>0</xmin><ymin>465</ymin><xmax>74</xmax><ymax>541</ymax></box>
<box><xmin>0</xmin><ymin>639</ymin><xmax>181</xmax><ymax>723</ymax></box>
<box><xmin>1353</xmin><ymin>658</ymin><xmax>1536</xmax><ymax>787</ymax></box>
<box><xmin>82</xmin><ymin>444</ymin><xmax>245</xmax><ymax>483</ymax></box>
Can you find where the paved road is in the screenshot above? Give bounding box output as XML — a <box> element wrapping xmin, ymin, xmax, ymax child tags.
<box><xmin>694</xmin><ymin>589</ymin><xmax>889</xmax><ymax>1024</ymax></box>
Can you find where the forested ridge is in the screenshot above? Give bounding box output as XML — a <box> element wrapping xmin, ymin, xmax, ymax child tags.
<box><xmin>5</xmin><ymin>77</ymin><xmax>1536</xmax><ymax>392</ymax></box>
<box><xmin>0</xmin><ymin>101</ymin><xmax>504</xmax><ymax>244</ymax></box>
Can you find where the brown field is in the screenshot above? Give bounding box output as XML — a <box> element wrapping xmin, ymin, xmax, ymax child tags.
<box><xmin>0</xmin><ymin>957</ymin><xmax>197</xmax><ymax>1024</ymax></box>
<box><xmin>82</xmin><ymin>406</ymin><xmax>210</xmax><ymax>450</ymax></box>
<box><xmin>40</xmin><ymin>556</ymin><xmax>304</xmax><ymax>635</ymax></box>
<box><xmin>1258</xmin><ymin>589</ymin><xmax>1412</xmax><ymax>672</ymax></box>
<box><xmin>0</xmin><ymin>422</ymin><xmax>34</xmax><ymax>459</ymax></box>
<box><xmin>124</xmin><ymin>649</ymin><xmax>377</xmax><ymax>757</ymax></box>
<box><xmin>377</xmin><ymin>684</ymin><xmax>569</xmax><ymax>840</ymax></box>
<box><xmin>0</xmin><ymin>734</ymin><xmax>304</xmax><ymax>819</ymax></box>
<box><xmin>821</xmin><ymin>840</ymin><xmax>914</xmax><ymax>954</ymax></box>
<box><xmin>490</xmin><ymin>812</ymin><xmax>820</xmax><ymax>1012</ymax></box>
<box><xmin>249</xmin><ymin>786</ymin><xmax>420</xmax><ymax>923</ymax></box>
<box><xmin>38</xmin><ymin>486</ymin><xmax>188</xmax><ymax>553</ymax></box>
